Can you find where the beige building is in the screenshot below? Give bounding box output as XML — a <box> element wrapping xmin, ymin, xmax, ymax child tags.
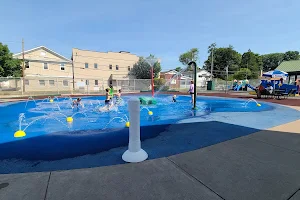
<box><xmin>12</xmin><ymin>46</ymin><xmax>141</xmax><ymax>93</ymax></box>
<box><xmin>72</xmin><ymin>48</ymin><xmax>139</xmax><ymax>90</ymax></box>
<box><xmin>13</xmin><ymin>46</ymin><xmax>73</xmax><ymax>93</ymax></box>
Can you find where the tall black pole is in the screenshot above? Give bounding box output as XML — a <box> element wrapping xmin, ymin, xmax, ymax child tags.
<box><xmin>188</xmin><ymin>61</ymin><xmax>197</xmax><ymax>109</ymax></box>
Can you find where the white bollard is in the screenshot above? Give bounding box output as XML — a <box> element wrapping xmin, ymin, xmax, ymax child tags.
<box><xmin>122</xmin><ymin>98</ymin><xmax>148</xmax><ymax>163</ymax></box>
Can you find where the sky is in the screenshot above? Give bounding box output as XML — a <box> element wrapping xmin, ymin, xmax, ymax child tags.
<box><xmin>1</xmin><ymin>0</ymin><xmax>300</xmax><ymax>71</ymax></box>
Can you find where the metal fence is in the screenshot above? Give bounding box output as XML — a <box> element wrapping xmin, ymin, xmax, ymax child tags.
<box><xmin>0</xmin><ymin>77</ymin><xmax>153</xmax><ymax>96</ymax></box>
<box><xmin>0</xmin><ymin>76</ymin><xmax>264</xmax><ymax>96</ymax></box>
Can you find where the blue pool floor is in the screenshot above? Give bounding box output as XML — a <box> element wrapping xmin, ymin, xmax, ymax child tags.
<box><xmin>0</xmin><ymin>96</ymin><xmax>299</xmax><ymax>174</ymax></box>
<box><xmin>0</xmin><ymin>121</ymin><xmax>260</xmax><ymax>174</ymax></box>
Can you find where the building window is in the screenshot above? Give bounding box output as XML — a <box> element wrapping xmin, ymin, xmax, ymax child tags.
<box><xmin>94</xmin><ymin>63</ymin><xmax>98</xmax><ymax>69</ymax></box>
<box><xmin>39</xmin><ymin>80</ymin><xmax>45</xmax><ymax>86</ymax></box>
<box><xmin>25</xmin><ymin>61</ymin><xmax>29</xmax><ymax>68</ymax></box>
<box><xmin>43</xmin><ymin>63</ymin><xmax>48</xmax><ymax>70</ymax></box>
<box><xmin>128</xmin><ymin>66</ymin><xmax>131</xmax><ymax>71</ymax></box>
<box><xmin>60</xmin><ymin>63</ymin><xmax>65</xmax><ymax>70</ymax></box>
<box><xmin>86</xmin><ymin>80</ymin><xmax>89</xmax><ymax>85</ymax></box>
<box><xmin>63</xmin><ymin>80</ymin><xmax>68</xmax><ymax>86</ymax></box>
<box><xmin>109</xmin><ymin>64</ymin><xmax>112</xmax><ymax>70</ymax></box>
<box><xmin>49</xmin><ymin>80</ymin><xmax>55</xmax><ymax>86</ymax></box>
<box><xmin>24</xmin><ymin>79</ymin><xmax>29</xmax><ymax>85</ymax></box>
<box><xmin>85</xmin><ymin>63</ymin><xmax>88</xmax><ymax>68</ymax></box>
<box><xmin>95</xmin><ymin>80</ymin><xmax>98</xmax><ymax>86</ymax></box>
<box><xmin>116</xmin><ymin>65</ymin><xmax>119</xmax><ymax>70</ymax></box>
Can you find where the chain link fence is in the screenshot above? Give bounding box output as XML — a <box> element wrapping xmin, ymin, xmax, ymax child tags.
<box><xmin>0</xmin><ymin>76</ymin><xmax>264</xmax><ymax>96</ymax></box>
<box><xmin>0</xmin><ymin>77</ymin><xmax>152</xmax><ymax>96</ymax></box>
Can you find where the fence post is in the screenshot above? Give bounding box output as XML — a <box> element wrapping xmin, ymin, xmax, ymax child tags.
<box><xmin>134</xmin><ymin>79</ymin><xmax>136</xmax><ymax>92</ymax></box>
<box><xmin>122</xmin><ymin>97</ymin><xmax>148</xmax><ymax>163</ymax></box>
<box><xmin>56</xmin><ymin>78</ymin><xmax>59</xmax><ymax>95</ymax></box>
<box><xmin>20</xmin><ymin>78</ymin><xmax>24</xmax><ymax>95</ymax></box>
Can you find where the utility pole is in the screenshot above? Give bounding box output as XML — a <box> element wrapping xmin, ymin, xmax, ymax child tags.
<box><xmin>225</xmin><ymin>65</ymin><xmax>228</xmax><ymax>94</ymax></box>
<box><xmin>246</xmin><ymin>62</ymin><xmax>248</xmax><ymax>80</ymax></box>
<box><xmin>210</xmin><ymin>48</ymin><xmax>214</xmax><ymax>80</ymax></box>
<box><xmin>151</xmin><ymin>66</ymin><xmax>154</xmax><ymax>97</ymax></box>
<box><xmin>72</xmin><ymin>57</ymin><xmax>75</xmax><ymax>93</ymax></box>
<box><xmin>72</xmin><ymin>52</ymin><xmax>77</xmax><ymax>93</ymax></box>
<box><xmin>22</xmin><ymin>38</ymin><xmax>25</xmax><ymax>93</ymax></box>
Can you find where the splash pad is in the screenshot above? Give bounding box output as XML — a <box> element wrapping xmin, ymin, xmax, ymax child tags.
<box><xmin>0</xmin><ymin>95</ymin><xmax>272</xmax><ymax>162</ymax></box>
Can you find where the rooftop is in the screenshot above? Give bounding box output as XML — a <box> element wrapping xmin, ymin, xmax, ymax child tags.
<box><xmin>276</xmin><ymin>60</ymin><xmax>300</xmax><ymax>72</ymax></box>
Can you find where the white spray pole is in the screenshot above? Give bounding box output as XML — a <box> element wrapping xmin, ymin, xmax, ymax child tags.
<box><xmin>122</xmin><ymin>98</ymin><xmax>148</xmax><ymax>163</ymax></box>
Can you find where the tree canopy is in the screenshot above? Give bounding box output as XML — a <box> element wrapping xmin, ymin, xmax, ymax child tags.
<box><xmin>204</xmin><ymin>45</ymin><xmax>241</xmax><ymax>79</ymax></box>
<box><xmin>131</xmin><ymin>55</ymin><xmax>161</xmax><ymax>79</ymax></box>
<box><xmin>0</xmin><ymin>43</ymin><xmax>21</xmax><ymax>77</ymax></box>
<box><xmin>261</xmin><ymin>53</ymin><xmax>284</xmax><ymax>71</ymax></box>
<box><xmin>179</xmin><ymin>48</ymin><xmax>199</xmax><ymax>71</ymax></box>
<box><xmin>240</xmin><ymin>49</ymin><xmax>262</xmax><ymax>79</ymax></box>
<box><xmin>175</xmin><ymin>67</ymin><xmax>182</xmax><ymax>72</ymax></box>
<box><xmin>203</xmin><ymin>43</ymin><xmax>299</xmax><ymax>79</ymax></box>
<box><xmin>283</xmin><ymin>51</ymin><xmax>299</xmax><ymax>61</ymax></box>
<box><xmin>233</xmin><ymin>68</ymin><xmax>252</xmax><ymax>80</ymax></box>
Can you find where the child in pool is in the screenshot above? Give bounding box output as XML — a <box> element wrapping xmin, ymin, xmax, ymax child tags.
<box><xmin>104</xmin><ymin>88</ymin><xmax>111</xmax><ymax>105</ymax></box>
<box><xmin>72</xmin><ymin>98</ymin><xmax>82</xmax><ymax>107</ymax></box>
<box><xmin>99</xmin><ymin>89</ymin><xmax>114</xmax><ymax>111</ymax></box>
<box><xmin>115</xmin><ymin>89</ymin><xmax>122</xmax><ymax>105</ymax></box>
<box><xmin>172</xmin><ymin>95</ymin><xmax>177</xmax><ymax>102</ymax></box>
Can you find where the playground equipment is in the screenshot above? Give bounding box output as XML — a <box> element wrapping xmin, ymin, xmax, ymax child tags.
<box><xmin>139</xmin><ymin>97</ymin><xmax>157</xmax><ymax>105</ymax></box>
<box><xmin>233</xmin><ymin>80</ymin><xmax>248</xmax><ymax>91</ymax></box>
<box><xmin>246</xmin><ymin>78</ymin><xmax>298</xmax><ymax>96</ymax></box>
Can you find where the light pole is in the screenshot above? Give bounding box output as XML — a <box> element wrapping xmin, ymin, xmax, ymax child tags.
<box><xmin>188</xmin><ymin>61</ymin><xmax>197</xmax><ymax>110</ymax></box>
<box><xmin>225</xmin><ymin>65</ymin><xmax>228</xmax><ymax>94</ymax></box>
<box><xmin>209</xmin><ymin>43</ymin><xmax>216</xmax><ymax>80</ymax></box>
<box><xmin>210</xmin><ymin>48</ymin><xmax>214</xmax><ymax>80</ymax></box>
<box><xmin>145</xmin><ymin>57</ymin><xmax>158</xmax><ymax>97</ymax></box>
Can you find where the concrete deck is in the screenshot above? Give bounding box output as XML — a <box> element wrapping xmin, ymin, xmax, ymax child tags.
<box><xmin>0</xmin><ymin>107</ymin><xmax>299</xmax><ymax>200</ymax></box>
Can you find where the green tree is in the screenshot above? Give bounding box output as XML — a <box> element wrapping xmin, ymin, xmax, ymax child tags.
<box><xmin>0</xmin><ymin>43</ymin><xmax>21</xmax><ymax>77</ymax></box>
<box><xmin>179</xmin><ymin>48</ymin><xmax>199</xmax><ymax>71</ymax></box>
<box><xmin>283</xmin><ymin>51</ymin><xmax>299</xmax><ymax>61</ymax></box>
<box><xmin>261</xmin><ymin>53</ymin><xmax>284</xmax><ymax>71</ymax></box>
<box><xmin>240</xmin><ymin>49</ymin><xmax>261</xmax><ymax>79</ymax></box>
<box><xmin>204</xmin><ymin>45</ymin><xmax>241</xmax><ymax>79</ymax></box>
<box><xmin>154</xmin><ymin>78</ymin><xmax>169</xmax><ymax>91</ymax></box>
<box><xmin>233</xmin><ymin>68</ymin><xmax>252</xmax><ymax>80</ymax></box>
<box><xmin>175</xmin><ymin>67</ymin><xmax>182</xmax><ymax>72</ymax></box>
<box><xmin>131</xmin><ymin>55</ymin><xmax>161</xmax><ymax>79</ymax></box>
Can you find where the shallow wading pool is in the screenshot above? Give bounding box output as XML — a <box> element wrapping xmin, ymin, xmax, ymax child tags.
<box><xmin>0</xmin><ymin>94</ymin><xmax>299</xmax><ymax>173</ymax></box>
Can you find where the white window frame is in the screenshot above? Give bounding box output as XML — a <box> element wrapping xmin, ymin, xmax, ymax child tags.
<box><xmin>116</xmin><ymin>65</ymin><xmax>119</xmax><ymax>70</ymax></box>
<box><xmin>39</xmin><ymin>80</ymin><xmax>45</xmax><ymax>86</ymax></box>
<box><xmin>60</xmin><ymin>63</ymin><xmax>65</xmax><ymax>71</ymax></box>
<box><xmin>49</xmin><ymin>80</ymin><xmax>55</xmax><ymax>86</ymax></box>
<box><xmin>85</xmin><ymin>63</ymin><xmax>89</xmax><ymax>69</ymax></box>
<box><xmin>43</xmin><ymin>63</ymin><xmax>48</xmax><ymax>70</ymax></box>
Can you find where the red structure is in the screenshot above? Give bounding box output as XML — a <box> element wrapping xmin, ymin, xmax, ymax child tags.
<box><xmin>151</xmin><ymin>67</ymin><xmax>154</xmax><ymax>97</ymax></box>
